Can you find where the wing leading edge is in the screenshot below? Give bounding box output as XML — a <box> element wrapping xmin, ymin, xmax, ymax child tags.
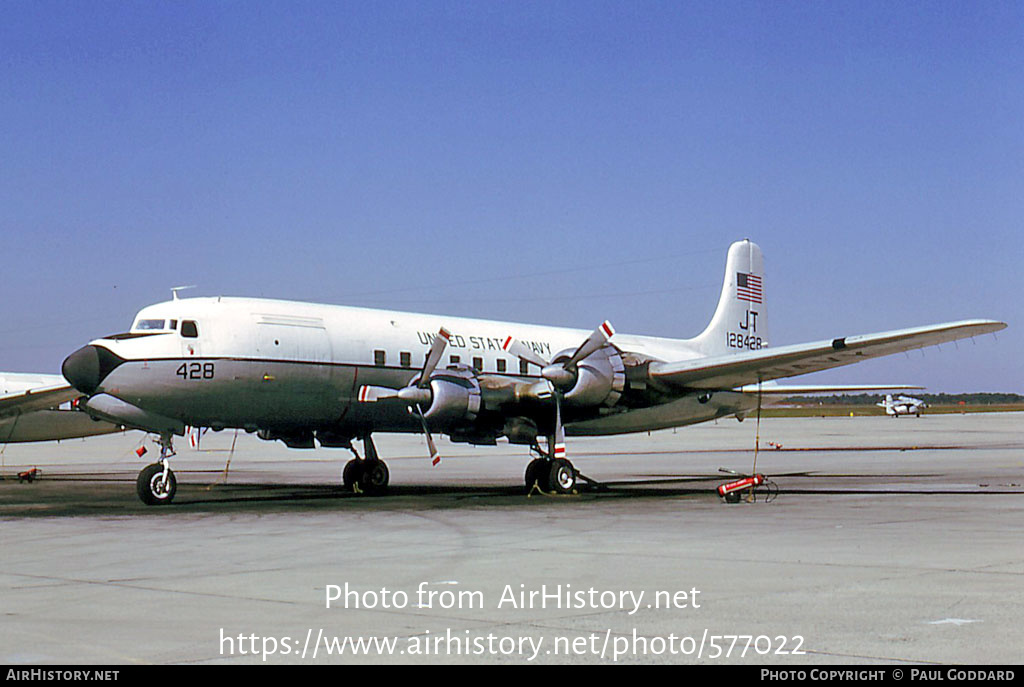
<box><xmin>649</xmin><ymin>319</ymin><xmax>1006</xmax><ymax>391</ymax></box>
<box><xmin>0</xmin><ymin>384</ymin><xmax>79</xmax><ymax>418</ymax></box>
<box><xmin>737</xmin><ymin>383</ymin><xmax>923</xmax><ymax>394</ymax></box>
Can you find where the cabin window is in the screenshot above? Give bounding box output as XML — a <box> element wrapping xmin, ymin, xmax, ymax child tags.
<box><xmin>497</xmin><ymin>359</ymin><xmax>507</xmax><ymax>373</ymax></box>
<box><xmin>181</xmin><ymin>320</ymin><xmax>199</xmax><ymax>338</ymax></box>
<box><xmin>472</xmin><ymin>357</ymin><xmax>483</xmax><ymax>371</ymax></box>
<box><xmin>374</xmin><ymin>350</ymin><xmax>386</xmax><ymax>366</ymax></box>
<box><xmin>400</xmin><ymin>351</ymin><xmax>411</xmax><ymax>367</ymax></box>
<box><xmin>169</xmin><ymin>320</ymin><xmax>178</xmax><ymax>330</ymax></box>
<box><xmin>520</xmin><ymin>359</ymin><xmax>530</xmax><ymax>375</ymax></box>
<box><xmin>136</xmin><ymin>319</ymin><xmax>166</xmax><ymax>331</ymax></box>
<box><xmin>449</xmin><ymin>355</ymin><xmax>460</xmax><ymax>365</ymax></box>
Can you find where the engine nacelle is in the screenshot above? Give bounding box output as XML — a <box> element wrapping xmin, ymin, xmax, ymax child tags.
<box><xmin>552</xmin><ymin>345</ymin><xmax>625</xmax><ymax>408</ymax></box>
<box><xmin>257</xmin><ymin>428</ymin><xmax>315</xmax><ymax>449</ymax></box>
<box><xmin>82</xmin><ymin>393</ymin><xmax>185</xmax><ymax>436</ymax></box>
<box><xmin>502</xmin><ymin>416</ymin><xmax>539</xmax><ymax>445</ymax></box>
<box><xmin>418</xmin><ymin>365</ymin><xmax>482</xmax><ymax>429</ymax></box>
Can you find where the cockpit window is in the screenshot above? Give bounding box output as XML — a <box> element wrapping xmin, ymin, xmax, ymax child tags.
<box><xmin>135</xmin><ymin>319</ymin><xmax>166</xmax><ymax>330</ymax></box>
<box><xmin>181</xmin><ymin>320</ymin><xmax>199</xmax><ymax>338</ymax></box>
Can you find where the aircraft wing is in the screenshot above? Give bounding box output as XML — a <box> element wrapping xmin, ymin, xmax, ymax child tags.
<box><xmin>0</xmin><ymin>384</ymin><xmax>80</xmax><ymax>419</ymax></box>
<box><xmin>649</xmin><ymin>319</ymin><xmax>1006</xmax><ymax>391</ymax></box>
<box><xmin>737</xmin><ymin>383</ymin><xmax>923</xmax><ymax>394</ymax></box>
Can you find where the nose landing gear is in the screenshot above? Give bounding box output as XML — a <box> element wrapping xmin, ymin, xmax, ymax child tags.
<box><xmin>137</xmin><ymin>434</ymin><xmax>177</xmax><ymax>505</ymax></box>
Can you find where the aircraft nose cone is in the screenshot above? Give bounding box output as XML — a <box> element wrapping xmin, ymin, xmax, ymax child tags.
<box><xmin>62</xmin><ymin>346</ymin><xmax>101</xmax><ymax>395</ymax></box>
<box><xmin>62</xmin><ymin>345</ymin><xmax>124</xmax><ymax>395</ymax></box>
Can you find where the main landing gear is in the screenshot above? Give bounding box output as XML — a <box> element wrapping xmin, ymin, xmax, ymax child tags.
<box><xmin>342</xmin><ymin>435</ymin><xmax>390</xmax><ymax>495</ymax></box>
<box><xmin>137</xmin><ymin>434</ymin><xmax>177</xmax><ymax>505</ymax></box>
<box><xmin>524</xmin><ymin>436</ymin><xmax>578</xmax><ymax>495</ymax></box>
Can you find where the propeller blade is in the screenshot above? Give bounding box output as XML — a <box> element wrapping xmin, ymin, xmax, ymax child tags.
<box><xmin>357</xmin><ymin>385</ymin><xmax>400</xmax><ymax>402</ymax></box>
<box><xmin>552</xmin><ymin>391</ymin><xmax>566</xmax><ymax>460</ymax></box>
<box><xmin>564</xmin><ymin>320</ymin><xmax>615</xmax><ymax>368</ymax></box>
<box><xmin>418</xmin><ymin>327</ymin><xmax>451</xmax><ymax>388</ymax></box>
<box><xmin>414</xmin><ymin>403</ymin><xmax>441</xmax><ymax>466</ymax></box>
<box><xmin>501</xmin><ymin>336</ymin><xmax>549</xmax><ymax>370</ymax></box>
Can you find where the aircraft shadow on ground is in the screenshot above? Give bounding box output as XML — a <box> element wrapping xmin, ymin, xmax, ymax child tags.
<box><xmin>6</xmin><ymin>468</ymin><xmax>1013</xmax><ymax>519</ymax></box>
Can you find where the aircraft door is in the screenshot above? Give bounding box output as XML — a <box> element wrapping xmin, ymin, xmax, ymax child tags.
<box><xmin>253</xmin><ymin>317</ymin><xmax>338</xmax><ymax>424</ymax></box>
<box><xmin>255</xmin><ymin>321</ymin><xmax>331</xmax><ymax>364</ymax></box>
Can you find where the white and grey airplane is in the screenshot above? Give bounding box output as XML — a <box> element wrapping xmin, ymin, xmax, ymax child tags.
<box><xmin>0</xmin><ymin>372</ymin><xmax>122</xmax><ymax>443</ymax></box>
<box><xmin>877</xmin><ymin>394</ymin><xmax>927</xmax><ymax>417</ymax></box>
<box><xmin>57</xmin><ymin>240</ymin><xmax>1005</xmax><ymax>505</ymax></box>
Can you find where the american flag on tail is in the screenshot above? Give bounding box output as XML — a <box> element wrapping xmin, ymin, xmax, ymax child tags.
<box><xmin>736</xmin><ymin>272</ymin><xmax>762</xmax><ymax>304</ymax></box>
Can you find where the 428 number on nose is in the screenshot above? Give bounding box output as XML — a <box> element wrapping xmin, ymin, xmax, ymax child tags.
<box><xmin>176</xmin><ymin>362</ymin><xmax>215</xmax><ymax>380</ymax></box>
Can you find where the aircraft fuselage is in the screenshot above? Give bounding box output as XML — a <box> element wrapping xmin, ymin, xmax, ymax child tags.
<box><xmin>62</xmin><ymin>297</ymin><xmax>754</xmax><ymax>444</ymax></box>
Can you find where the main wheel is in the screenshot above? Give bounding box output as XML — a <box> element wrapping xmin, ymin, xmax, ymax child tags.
<box><xmin>547</xmin><ymin>458</ymin><xmax>577</xmax><ymax>494</ymax></box>
<box><xmin>359</xmin><ymin>460</ymin><xmax>390</xmax><ymax>495</ymax></box>
<box><xmin>524</xmin><ymin>458</ymin><xmax>548</xmax><ymax>491</ymax></box>
<box><xmin>342</xmin><ymin>458</ymin><xmax>364</xmax><ymax>491</ymax></box>
<box><xmin>137</xmin><ymin>463</ymin><xmax>177</xmax><ymax>505</ymax></box>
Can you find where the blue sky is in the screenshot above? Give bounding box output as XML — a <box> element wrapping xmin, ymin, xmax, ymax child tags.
<box><xmin>1</xmin><ymin>1</ymin><xmax>1020</xmax><ymax>392</ymax></box>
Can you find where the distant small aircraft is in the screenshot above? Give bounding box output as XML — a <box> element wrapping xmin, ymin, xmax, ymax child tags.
<box><xmin>58</xmin><ymin>239</ymin><xmax>1006</xmax><ymax>505</ymax></box>
<box><xmin>877</xmin><ymin>394</ymin><xmax>927</xmax><ymax>418</ymax></box>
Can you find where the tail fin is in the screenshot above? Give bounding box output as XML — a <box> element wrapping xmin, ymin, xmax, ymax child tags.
<box><xmin>693</xmin><ymin>239</ymin><xmax>768</xmax><ymax>356</ymax></box>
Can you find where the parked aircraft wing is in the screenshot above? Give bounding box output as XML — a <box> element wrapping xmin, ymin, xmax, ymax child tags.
<box><xmin>650</xmin><ymin>319</ymin><xmax>1006</xmax><ymax>391</ymax></box>
<box><xmin>0</xmin><ymin>384</ymin><xmax>79</xmax><ymax>419</ymax></box>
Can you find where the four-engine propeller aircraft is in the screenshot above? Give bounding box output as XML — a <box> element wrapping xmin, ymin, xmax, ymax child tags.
<box><xmin>877</xmin><ymin>393</ymin><xmax>928</xmax><ymax>417</ymax></box>
<box><xmin>59</xmin><ymin>240</ymin><xmax>1006</xmax><ymax>505</ymax></box>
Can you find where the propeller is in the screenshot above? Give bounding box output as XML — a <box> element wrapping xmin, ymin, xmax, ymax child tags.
<box><xmin>358</xmin><ymin>327</ymin><xmax>450</xmax><ymax>464</ymax></box>
<box><xmin>502</xmin><ymin>321</ymin><xmax>615</xmax><ymax>460</ymax></box>
<box><xmin>414</xmin><ymin>403</ymin><xmax>441</xmax><ymax>466</ymax></box>
<box><xmin>502</xmin><ymin>320</ymin><xmax>614</xmax><ymax>390</ymax></box>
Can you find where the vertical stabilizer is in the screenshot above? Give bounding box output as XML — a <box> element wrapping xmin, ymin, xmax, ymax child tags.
<box><xmin>693</xmin><ymin>240</ymin><xmax>768</xmax><ymax>356</ymax></box>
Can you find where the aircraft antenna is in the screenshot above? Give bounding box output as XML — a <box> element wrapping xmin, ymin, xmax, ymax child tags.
<box><xmin>749</xmin><ymin>377</ymin><xmax>762</xmax><ymax>502</ymax></box>
<box><xmin>171</xmin><ymin>285</ymin><xmax>197</xmax><ymax>300</ymax></box>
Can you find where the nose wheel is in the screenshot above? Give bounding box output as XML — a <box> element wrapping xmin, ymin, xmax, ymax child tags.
<box><xmin>136</xmin><ymin>434</ymin><xmax>177</xmax><ymax>505</ymax></box>
<box><xmin>137</xmin><ymin>463</ymin><xmax>177</xmax><ymax>505</ymax></box>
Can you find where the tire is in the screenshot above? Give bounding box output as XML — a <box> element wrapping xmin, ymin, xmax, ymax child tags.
<box><xmin>547</xmin><ymin>458</ymin><xmax>577</xmax><ymax>494</ymax></box>
<box><xmin>342</xmin><ymin>458</ymin><xmax>364</xmax><ymax>491</ymax></box>
<box><xmin>359</xmin><ymin>460</ymin><xmax>390</xmax><ymax>495</ymax></box>
<box><xmin>524</xmin><ymin>459</ymin><xmax>547</xmax><ymax>491</ymax></box>
<box><xmin>137</xmin><ymin>463</ymin><xmax>177</xmax><ymax>506</ymax></box>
